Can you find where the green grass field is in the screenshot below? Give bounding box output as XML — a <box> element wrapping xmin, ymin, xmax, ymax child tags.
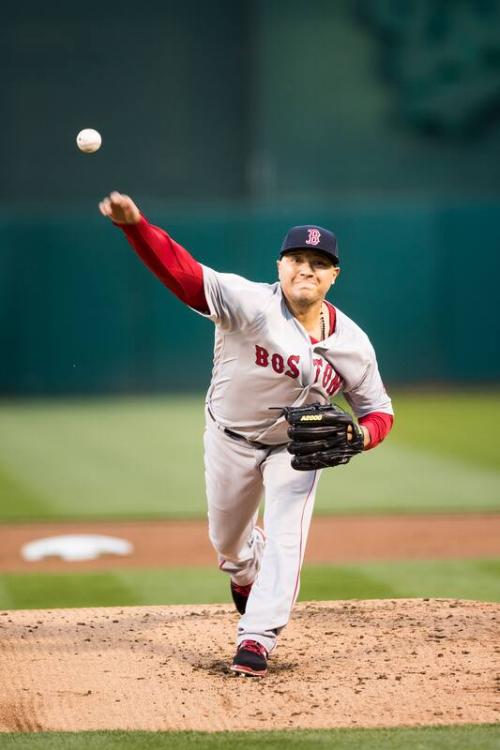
<box><xmin>0</xmin><ymin>390</ymin><xmax>499</xmax><ymax>521</ymax></box>
<box><xmin>1</xmin><ymin>391</ymin><xmax>498</xmax><ymax>749</ymax></box>
<box><xmin>0</xmin><ymin>559</ymin><xmax>499</xmax><ymax>611</ymax></box>
<box><xmin>2</xmin><ymin>725</ymin><xmax>499</xmax><ymax>750</ymax></box>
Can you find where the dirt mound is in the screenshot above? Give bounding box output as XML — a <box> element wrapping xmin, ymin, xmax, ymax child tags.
<box><xmin>0</xmin><ymin>599</ymin><xmax>498</xmax><ymax>732</ymax></box>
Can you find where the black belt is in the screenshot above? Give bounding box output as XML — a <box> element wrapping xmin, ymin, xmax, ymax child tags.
<box><xmin>207</xmin><ymin>407</ymin><xmax>269</xmax><ymax>450</ymax></box>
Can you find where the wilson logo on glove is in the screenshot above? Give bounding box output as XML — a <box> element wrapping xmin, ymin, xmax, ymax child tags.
<box><xmin>281</xmin><ymin>402</ymin><xmax>364</xmax><ymax>471</ymax></box>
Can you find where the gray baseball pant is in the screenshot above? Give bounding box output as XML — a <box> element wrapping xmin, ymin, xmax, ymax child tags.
<box><xmin>203</xmin><ymin>412</ymin><xmax>321</xmax><ymax>654</ymax></box>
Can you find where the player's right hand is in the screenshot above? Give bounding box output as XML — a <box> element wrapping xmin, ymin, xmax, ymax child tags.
<box><xmin>99</xmin><ymin>191</ymin><xmax>141</xmax><ymax>224</ymax></box>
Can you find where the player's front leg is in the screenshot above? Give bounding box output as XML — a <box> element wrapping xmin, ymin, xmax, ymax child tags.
<box><xmin>236</xmin><ymin>446</ymin><xmax>321</xmax><ymax>657</ymax></box>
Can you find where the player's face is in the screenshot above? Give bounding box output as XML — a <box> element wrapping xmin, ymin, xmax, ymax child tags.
<box><xmin>277</xmin><ymin>251</ymin><xmax>340</xmax><ymax>306</ymax></box>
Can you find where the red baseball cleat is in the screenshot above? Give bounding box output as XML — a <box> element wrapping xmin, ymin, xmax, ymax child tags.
<box><xmin>230</xmin><ymin>639</ymin><xmax>268</xmax><ymax>678</ymax></box>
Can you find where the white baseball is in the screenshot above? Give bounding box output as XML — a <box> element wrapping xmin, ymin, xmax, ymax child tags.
<box><xmin>76</xmin><ymin>128</ymin><xmax>102</xmax><ymax>153</ymax></box>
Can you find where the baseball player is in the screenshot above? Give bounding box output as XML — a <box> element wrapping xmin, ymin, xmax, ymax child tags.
<box><xmin>99</xmin><ymin>191</ymin><xmax>394</xmax><ymax>678</ymax></box>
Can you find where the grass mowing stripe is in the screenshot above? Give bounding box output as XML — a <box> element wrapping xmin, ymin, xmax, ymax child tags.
<box><xmin>301</xmin><ymin>565</ymin><xmax>398</xmax><ymax>600</ymax></box>
<box><xmin>0</xmin><ymin>574</ymin><xmax>16</xmax><ymax>609</ymax></box>
<box><xmin>0</xmin><ymin>397</ymin><xmax>205</xmax><ymax>520</ymax></box>
<box><xmin>301</xmin><ymin>559</ymin><xmax>500</xmax><ymax>603</ymax></box>
<box><xmin>1</xmin><ymin>725</ymin><xmax>499</xmax><ymax>749</ymax></box>
<box><xmin>376</xmin><ymin>558</ymin><xmax>500</xmax><ymax>601</ymax></box>
<box><xmin>0</xmin><ymin>572</ymin><xmax>137</xmax><ymax>610</ymax></box>
<box><xmin>391</xmin><ymin>391</ymin><xmax>500</xmax><ymax>470</ymax></box>
<box><xmin>1</xmin><ymin>559</ymin><xmax>499</xmax><ymax>611</ymax></box>
<box><xmin>0</xmin><ymin>464</ymin><xmax>54</xmax><ymax>520</ymax></box>
<box><xmin>0</xmin><ymin>392</ymin><xmax>499</xmax><ymax>521</ymax></box>
<box><xmin>315</xmin><ymin>441</ymin><xmax>500</xmax><ymax>514</ymax></box>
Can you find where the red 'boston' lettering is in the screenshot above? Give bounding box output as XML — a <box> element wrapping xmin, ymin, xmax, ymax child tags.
<box><xmin>255</xmin><ymin>345</ymin><xmax>269</xmax><ymax>367</ymax></box>
<box><xmin>255</xmin><ymin>344</ymin><xmax>340</xmax><ymax>392</ymax></box>
<box><xmin>271</xmin><ymin>353</ymin><xmax>284</xmax><ymax>374</ymax></box>
<box><xmin>312</xmin><ymin>358</ymin><xmax>323</xmax><ymax>383</ymax></box>
<box><xmin>327</xmin><ymin>372</ymin><xmax>342</xmax><ymax>395</ymax></box>
<box><xmin>255</xmin><ymin>345</ymin><xmax>301</xmax><ymax>379</ymax></box>
<box><xmin>285</xmin><ymin>355</ymin><xmax>300</xmax><ymax>379</ymax></box>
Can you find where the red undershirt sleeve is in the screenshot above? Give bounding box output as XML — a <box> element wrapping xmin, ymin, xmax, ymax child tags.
<box><xmin>359</xmin><ymin>412</ymin><xmax>394</xmax><ymax>450</ymax></box>
<box><xmin>118</xmin><ymin>216</ymin><xmax>209</xmax><ymax>313</ymax></box>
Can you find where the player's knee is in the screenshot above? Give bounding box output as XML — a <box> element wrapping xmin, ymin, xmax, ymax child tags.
<box><xmin>216</xmin><ymin>541</ymin><xmax>241</xmax><ymax>561</ymax></box>
<box><xmin>208</xmin><ymin>527</ymin><xmax>238</xmax><ymax>560</ymax></box>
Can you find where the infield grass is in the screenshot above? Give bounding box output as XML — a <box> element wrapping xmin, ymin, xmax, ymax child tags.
<box><xmin>2</xmin><ymin>725</ymin><xmax>499</xmax><ymax>749</ymax></box>
<box><xmin>0</xmin><ymin>390</ymin><xmax>499</xmax><ymax>521</ymax></box>
<box><xmin>0</xmin><ymin>559</ymin><xmax>498</xmax><ymax>610</ymax></box>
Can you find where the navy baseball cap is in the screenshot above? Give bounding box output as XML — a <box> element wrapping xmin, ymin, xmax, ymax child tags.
<box><xmin>279</xmin><ymin>225</ymin><xmax>339</xmax><ymax>265</ymax></box>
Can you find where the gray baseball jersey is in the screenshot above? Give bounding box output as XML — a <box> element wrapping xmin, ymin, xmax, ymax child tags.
<box><xmin>197</xmin><ymin>266</ymin><xmax>393</xmax><ymax>444</ymax></box>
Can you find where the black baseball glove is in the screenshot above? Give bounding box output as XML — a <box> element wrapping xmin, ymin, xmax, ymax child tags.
<box><xmin>281</xmin><ymin>402</ymin><xmax>365</xmax><ymax>471</ymax></box>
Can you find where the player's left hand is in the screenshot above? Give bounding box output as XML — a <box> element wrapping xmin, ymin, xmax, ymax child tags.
<box><xmin>281</xmin><ymin>402</ymin><xmax>365</xmax><ymax>470</ymax></box>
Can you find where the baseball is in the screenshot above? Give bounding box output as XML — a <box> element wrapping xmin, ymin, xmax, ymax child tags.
<box><xmin>76</xmin><ymin>128</ymin><xmax>102</xmax><ymax>153</ymax></box>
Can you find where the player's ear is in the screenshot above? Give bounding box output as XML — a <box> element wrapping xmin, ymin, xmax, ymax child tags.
<box><xmin>331</xmin><ymin>266</ymin><xmax>341</xmax><ymax>285</ymax></box>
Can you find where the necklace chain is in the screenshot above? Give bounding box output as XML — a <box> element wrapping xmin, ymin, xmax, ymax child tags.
<box><xmin>320</xmin><ymin>307</ymin><xmax>326</xmax><ymax>340</ymax></box>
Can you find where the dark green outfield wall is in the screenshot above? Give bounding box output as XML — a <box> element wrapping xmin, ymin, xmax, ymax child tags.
<box><xmin>2</xmin><ymin>199</ymin><xmax>499</xmax><ymax>394</ymax></box>
<box><xmin>2</xmin><ymin>1</ymin><xmax>500</xmax><ymax>392</ymax></box>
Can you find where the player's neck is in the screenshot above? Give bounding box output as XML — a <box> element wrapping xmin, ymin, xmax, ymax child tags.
<box><xmin>286</xmin><ymin>297</ymin><xmax>325</xmax><ymax>338</ymax></box>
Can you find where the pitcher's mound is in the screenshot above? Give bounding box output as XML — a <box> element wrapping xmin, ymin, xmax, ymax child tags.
<box><xmin>0</xmin><ymin>599</ymin><xmax>498</xmax><ymax>732</ymax></box>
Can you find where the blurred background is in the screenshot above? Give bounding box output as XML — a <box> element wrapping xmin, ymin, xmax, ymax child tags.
<box><xmin>0</xmin><ymin>0</ymin><xmax>499</xmax><ymax>609</ymax></box>
<box><xmin>2</xmin><ymin>0</ymin><xmax>500</xmax><ymax>394</ymax></box>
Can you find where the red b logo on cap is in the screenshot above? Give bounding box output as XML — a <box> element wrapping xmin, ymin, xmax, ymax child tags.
<box><xmin>305</xmin><ymin>228</ymin><xmax>321</xmax><ymax>246</ymax></box>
